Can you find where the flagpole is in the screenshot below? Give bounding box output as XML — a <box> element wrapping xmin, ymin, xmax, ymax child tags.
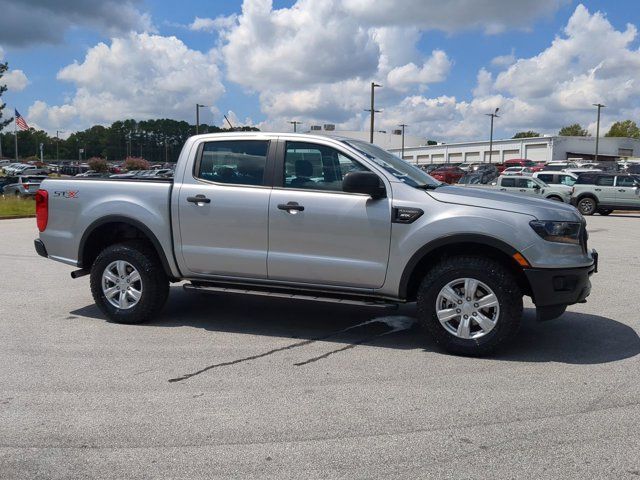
<box><xmin>14</xmin><ymin>114</ymin><xmax>18</xmax><ymax>161</ymax></box>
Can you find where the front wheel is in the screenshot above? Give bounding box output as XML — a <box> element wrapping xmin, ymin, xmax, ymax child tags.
<box><xmin>577</xmin><ymin>197</ymin><xmax>597</xmax><ymax>215</ymax></box>
<box><xmin>417</xmin><ymin>256</ymin><xmax>523</xmax><ymax>356</ymax></box>
<box><xmin>90</xmin><ymin>241</ymin><xmax>169</xmax><ymax>324</ymax></box>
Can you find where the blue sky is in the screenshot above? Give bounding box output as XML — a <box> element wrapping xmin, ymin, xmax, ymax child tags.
<box><xmin>1</xmin><ymin>0</ymin><xmax>639</xmax><ymax>141</ymax></box>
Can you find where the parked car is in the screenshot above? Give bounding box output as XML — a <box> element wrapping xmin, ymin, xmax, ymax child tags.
<box><xmin>458</xmin><ymin>162</ymin><xmax>481</xmax><ymax>172</ymax></box>
<box><xmin>2</xmin><ymin>175</ymin><xmax>47</xmax><ymax>197</ymax></box>
<box><xmin>430</xmin><ymin>165</ymin><xmax>465</xmax><ymax>184</ymax></box>
<box><xmin>541</xmin><ymin>161</ymin><xmax>578</xmax><ymax>172</ymax></box>
<box><xmin>502</xmin><ymin>166</ymin><xmax>533</xmax><ymax>175</ymax></box>
<box><xmin>76</xmin><ymin>170</ymin><xmax>108</xmax><ymax>178</ymax></box>
<box><xmin>470</xmin><ymin>163</ymin><xmax>499</xmax><ymax>179</ymax></box>
<box><xmin>626</xmin><ymin>164</ymin><xmax>640</xmax><ymax>174</ymax></box>
<box><xmin>533</xmin><ymin>171</ymin><xmax>578</xmax><ymax>186</ymax></box>
<box><xmin>456</xmin><ymin>171</ymin><xmax>496</xmax><ymax>185</ymax></box>
<box><xmin>419</xmin><ymin>164</ymin><xmax>440</xmax><ymax>174</ymax></box>
<box><xmin>504</xmin><ymin>159</ymin><xmax>543</xmax><ymax>172</ymax></box>
<box><xmin>34</xmin><ymin>132</ymin><xmax>598</xmax><ymax>356</ymax></box>
<box><xmin>462</xmin><ymin>175</ymin><xmax>571</xmax><ymax>203</ymax></box>
<box><xmin>571</xmin><ymin>172</ymin><xmax>640</xmax><ymax>215</ymax></box>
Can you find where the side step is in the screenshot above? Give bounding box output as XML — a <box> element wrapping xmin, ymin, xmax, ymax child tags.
<box><xmin>183</xmin><ymin>283</ymin><xmax>398</xmax><ymax>308</ymax></box>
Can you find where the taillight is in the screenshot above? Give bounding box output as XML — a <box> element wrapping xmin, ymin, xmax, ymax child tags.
<box><xmin>35</xmin><ymin>189</ymin><xmax>48</xmax><ymax>232</ymax></box>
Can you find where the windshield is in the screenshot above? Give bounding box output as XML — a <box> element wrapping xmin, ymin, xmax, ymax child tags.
<box><xmin>342</xmin><ymin>139</ymin><xmax>440</xmax><ymax>188</ymax></box>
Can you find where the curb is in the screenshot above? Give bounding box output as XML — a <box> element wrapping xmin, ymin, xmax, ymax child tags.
<box><xmin>0</xmin><ymin>215</ymin><xmax>36</xmax><ymax>220</ymax></box>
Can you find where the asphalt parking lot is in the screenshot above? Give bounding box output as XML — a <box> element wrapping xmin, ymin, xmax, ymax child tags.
<box><xmin>1</xmin><ymin>216</ymin><xmax>639</xmax><ymax>479</ymax></box>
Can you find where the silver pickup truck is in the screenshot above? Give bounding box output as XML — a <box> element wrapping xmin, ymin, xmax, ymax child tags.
<box><xmin>34</xmin><ymin>132</ymin><xmax>597</xmax><ymax>355</ymax></box>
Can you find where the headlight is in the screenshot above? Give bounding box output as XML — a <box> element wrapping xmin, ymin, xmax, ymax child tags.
<box><xmin>529</xmin><ymin>220</ymin><xmax>581</xmax><ymax>244</ymax></box>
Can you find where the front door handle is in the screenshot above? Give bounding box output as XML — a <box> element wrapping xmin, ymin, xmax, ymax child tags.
<box><xmin>500</xmin><ymin>188</ymin><xmax>507</xmax><ymax>191</ymax></box>
<box><xmin>618</xmin><ymin>189</ymin><xmax>626</xmax><ymax>192</ymax></box>
<box><xmin>187</xmin><ymin>195</ymin><xmax>211</xmax><ymax>204</ymax></box>
<box><xmin>595</xmin><ymin>188</ymin><xmax>601</xmax><ymax>191</ymax></box>
<box><xmin>277</xmin><ymin>201</ymin><xmax>305</xmax><ymax>213</ymax></box>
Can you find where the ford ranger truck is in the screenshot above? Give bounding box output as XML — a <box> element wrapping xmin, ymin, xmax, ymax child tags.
<box><xmin>33</xmin><ymin>133</ymin><xmax>598</xmax><ymax>356</ymax></box>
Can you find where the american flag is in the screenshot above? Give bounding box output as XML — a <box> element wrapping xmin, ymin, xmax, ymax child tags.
<box><xmin>15</xmin><ymin>109</ymin><xmax>29</xmax><ymax>131</ymax></box>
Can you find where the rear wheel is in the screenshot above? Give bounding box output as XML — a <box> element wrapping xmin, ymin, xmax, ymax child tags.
<box><xmin>417</xmin><ymin>256</ymin><xmax>523</xmax><ymax>356</ymax></box>
<box><xmin>577</xmin><ymin>197</ymin><xmax>597</xmax><ymax>215</ymax></box>
<box><xmin>90</xmin><ymin>241</ymin><xmax>169</xmax><ymax>324</ymax></box>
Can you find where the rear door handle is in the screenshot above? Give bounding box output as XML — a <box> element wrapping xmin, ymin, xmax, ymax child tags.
<box><xmin>187</xmin><ymin>195</ymin><xmax>211</xmax><ymax>204</ymax></box>
<box><xmin>595</xmin><ymin>188</ymin><xmax>601</xmax><ymax>191</ymax></box>
<box><xmin>277</xmin><ymin>201</ymin><xmax>305</xmax><ymax>213</ymax></box>
<box><xmin>499</xmin><ymin>188</ymin><xmax>507</xmax><ymax>191</ymax></box>
<box><xmin>618</xmin><ymin>189</ymin><xmax>626</xmax><ymax>192</ymax></box>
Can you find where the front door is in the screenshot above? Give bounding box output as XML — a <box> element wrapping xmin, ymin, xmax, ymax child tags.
<box><xmin>615</xmin><ymin>175</ymin><xmax>640</xmax><ymax>207</ymax></box>
<box><xmin>593</xmin><ymin>175</ymin><xmax>617</xmax><ymax>206</ymax></box>
<box><xmin>177</xmin><ymin>139</ymin><xmax>273</xmax><ymax>278</ymax></box>
<box><xmin>267</xmin><ymin>140</ymin><xmax>392</xmax><ymax>289</ymax></box>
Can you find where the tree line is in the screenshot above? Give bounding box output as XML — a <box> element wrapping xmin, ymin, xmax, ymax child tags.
<box><xmin>0</xmin><ymin>119</ymin><xmax>259</xmax><ymax>163</ymax></box>
<box><xmin>512</xmin><ymin>120</ymin><xmax>640</xmax><ymax>139</ymax></box>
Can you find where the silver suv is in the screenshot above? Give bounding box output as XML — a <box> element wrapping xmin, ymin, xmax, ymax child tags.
<box><xmin>34</xmin><ymin>133</ymin><xmax>598</xmax><ymax>355</ymax></box>
<box><xmin>572</xmin><ymin>172</ymin><xmax>640</xmax><ymax>215</ymax></box>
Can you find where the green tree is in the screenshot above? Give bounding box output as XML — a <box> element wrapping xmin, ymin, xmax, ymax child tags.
<box><xmin>605</xmin><ymin>120</ymin><xmax>640</xmax><ymax>139</ymax></box>
<box><xmin>558</xmin><ymin>124</ymin><xmax>589</xmax><ymax>136</ymax></box>
<box><xmin>0</xmin><ymin>62</ymin><xmax>13</xmax><ymax>158</ymax></box>
<box><xmin>512</xmin><ymin>131</ymin><xmax>540</xmax><ymax>138</ymax></box>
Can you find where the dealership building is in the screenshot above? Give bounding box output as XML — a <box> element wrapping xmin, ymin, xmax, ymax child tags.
<box><xmin>389</xmin><ymin>136</ymin><xmax>640</xmax><ymax>165</ymax></box>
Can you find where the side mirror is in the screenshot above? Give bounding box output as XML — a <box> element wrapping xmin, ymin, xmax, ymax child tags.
<box><xmin>342</xmin><ymin>171</ymin><xmax>386</xmax><ymax>199</ymax></box>
<box><xmin>533</xmin><ymin>184</ymin><xmax>541</xmax><ymax>190</ymax></box>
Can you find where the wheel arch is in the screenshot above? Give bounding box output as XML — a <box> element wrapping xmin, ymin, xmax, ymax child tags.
<box><xmin>78</xmin><ymin>215</ymin><xmax>175</xmax><ymax>279</ymax></box>
<box><xmin>398</xmin><ymin>234</ymin><xmax>531</xmax><ymax>302</ymax></box>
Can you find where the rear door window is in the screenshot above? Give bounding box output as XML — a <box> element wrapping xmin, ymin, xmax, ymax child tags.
<box><xmin>595</xmin><ymin>176</ymin><xmax>614</xmax><ymax>186</ymax></box>
<box><xmin>196</xmin><ymin>140</ymin><xmax>269</xmax><ymax>186</ymax></box>
<box><xmin>501</xmin><ymin>177</ymin><xmax>515</xmax><ymax>187</ymax></box>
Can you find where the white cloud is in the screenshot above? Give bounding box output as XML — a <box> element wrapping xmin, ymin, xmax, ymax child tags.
<box><xmin>28</xmin><ymin>33</ymin><xmax>224</xmax><ymax>132</ymax></box>
<box><xmin>386</xmin><ymin>50</ymin><xmax>452</xmax><ymax>90</ymax></box>
<box><xmin>4</xmin><ymin>69</ymin><xmax>29</xmax><ymax>91</ymax></box>
<box><xmin>491</xmin><ymin>50</ymin><xmax>516</xmax><ymax>67</ymax></box>
<box><xmin>189</xmin><ymin>15</ymin><xmax>237</xmax><ymax>32</ymax></box>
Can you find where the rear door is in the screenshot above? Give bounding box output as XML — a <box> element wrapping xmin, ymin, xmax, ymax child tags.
<box><xmin>267</xmin><ymin>139</ymin><xmax>392</xmax><ymax>288</ymax></box>
<box><xmin>497</xmin><ymin>176</ymin><xmax>517</xmax><ymax>193</ymax></box>
<box><xmin>615</xmin><ymin>176</ymin><xmax>640</xmax><ymax>207</ymax></box>
<box><xmin>176</xmin><ymin>138</ymin><xmax>274</xmax><ymax>278</ymax></box>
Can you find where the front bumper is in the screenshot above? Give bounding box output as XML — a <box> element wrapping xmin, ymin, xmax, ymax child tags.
<box><xmin>524</xmin><ymin>249</ymin><xmax>597</xmax><ymax>307</ymax></box>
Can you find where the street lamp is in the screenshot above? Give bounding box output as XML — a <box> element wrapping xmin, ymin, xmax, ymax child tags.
<box><xmin>485</xmin><ymin>108</ymin><xmax>500</xmax><ymax>163</ymax></box>
<box><xmin>289</xmin><ymin>121</ymin><xmax>302</xmax><ymax>133</ymax></box>
<box><xmin>398</xmin><ymin>123</ymin><xmax>408</xmax><ymax>162</ymax></box>
<box><xmin>593</xmin><ymin>103</ymin><xmax>606</xmax><ymax>162</ymax></box>
<box><xmin>56</xmin><ymin>130</ymin><xmax>64</xmax><ymax>163</ymax></box>
<box><xmin>365</xmin><ymin>82</ymin><xmax>382</xmax><ymax>143</ymax></box>
<box><xmin>196</xmin><ymin>104</ymin><xmax>209</xmax><ymax>135</ymax></box>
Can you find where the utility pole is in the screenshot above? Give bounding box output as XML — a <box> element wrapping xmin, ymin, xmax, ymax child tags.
<box><xmin>196</xmin><ymin>104</ymin><xmax>208</xmax><ymax>135</ymax></box>
<box><xmin>593</xmin><ymin>103</ymin><xmax>606</xmax><ymax>162</ymax></box>
<box><xmin>485</xmin><ymin>108</ymin><xmax>500</xmax><ymax>163</ymax></box>
<box><xmin>56</xmin><ymin>130</ymin><xmax>64</xmax><ymax>163</ymax></box>
<box><xmin>14</xmin><ymin>116</ymin><xmax>18</xmax><ymax>161</ymax></box>
<box><xmin>365</xmin><ymin>82</ymin><xmax>382</xmax><ymax>143</ymax></box>
<box><xmin>289</xmin><ymin>121</ymin><xmax>302</xmax><ymax>133</ymax></box>
<box><xmin>398</xmin><ymin>123</ymin><xmax>408</xmax><ymax>162</ymax></box>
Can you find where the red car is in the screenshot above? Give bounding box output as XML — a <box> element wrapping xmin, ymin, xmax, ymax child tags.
<box><xmin>504</xmin><ymin>158</ymin><xmax>544</xmax><ymax>172</ymax></box>
<box><xmin>430</xmin><ymin>165</ymin><xmax>465</xmax><ymax>184</ymax></box>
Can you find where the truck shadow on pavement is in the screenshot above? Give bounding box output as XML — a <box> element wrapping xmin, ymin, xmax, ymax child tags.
<box><xmin>71</xmin><ymin>286</ymin><xmax>639</xmax><ymax>370</ymax></box>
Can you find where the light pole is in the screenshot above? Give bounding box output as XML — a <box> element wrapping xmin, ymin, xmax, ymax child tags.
<box><xmin>593</xmin><ymin>103</ymin><xmax>606</xmax><ymax>162</ymax></box>
<box><xmin>485</xmin><ymin>108</ymin><xmax>500</xmax><ymax>163</ymax></box>
<box><xmin>365</xmin><ymin>82</ymin><xmax>382</xmax><ymax>143</ymax></box>
<box><xmin>196</xmin><ymin>104</ymin><xmax>209</xmax><ymax>135</ymax></box>
<box><xmin>289</xmin><ymin>121</ymin><xmax>302</xmax><ymax>132</ymax></box>
<box><xmin>56</xmin><ymin>130</ymin><xmax>64</xmax><ymax>163</ymax></box>
<box><xmin>398</xmin><ymin>123</ymin><xmax>408</xmax><ymax>162</ymax></box>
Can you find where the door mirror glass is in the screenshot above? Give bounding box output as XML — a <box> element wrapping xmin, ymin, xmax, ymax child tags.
<box><xmin>342</xmin><ymin>171</ymin><xmax>386</xmax><ymax>199</ymax></box>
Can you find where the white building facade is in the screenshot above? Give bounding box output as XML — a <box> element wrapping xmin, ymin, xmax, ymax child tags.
<box><xmin>390</xmin><ymin>136</ymin><xmax>640</xmax><ymax>165</ymax></box>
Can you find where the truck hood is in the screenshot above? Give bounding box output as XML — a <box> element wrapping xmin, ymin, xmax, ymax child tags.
<box><xmin>426</xmin><ymin>185</ymin><xmax>581</xmax><ymax>221</ymax></box>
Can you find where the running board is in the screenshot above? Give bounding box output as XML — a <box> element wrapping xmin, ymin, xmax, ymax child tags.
<box><xmin>183</xmin><ymin>283</ymin><xmax>398</xmax><ymax>308</ymax></box>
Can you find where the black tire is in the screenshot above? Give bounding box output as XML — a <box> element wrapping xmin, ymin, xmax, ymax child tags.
<box><xmin>417</xmin><ymin>256</ymin><xmax>523</xmax><ymax>356</ymax></box>
<box><xmin>577</xmin><ymin>196</ymin><xmax>597</xmax><ymax>215</ymax></box>
<box><xmin>597</xmin><ymin>209</ymin><xmax>613</xmax><ymax>216</ymax></box>
<box><xmin>90</xmin><ymin>241</ymin><xmax>169</xmax><ymax>324</ymax></box>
